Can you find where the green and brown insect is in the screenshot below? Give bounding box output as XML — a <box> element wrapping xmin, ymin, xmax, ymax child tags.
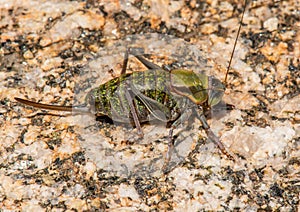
<box><xmin>15</xmin><ymin>1</ymin><xmax>248</xmax><ymax>172</ymax></box>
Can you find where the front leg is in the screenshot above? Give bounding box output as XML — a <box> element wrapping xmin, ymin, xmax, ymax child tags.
<box><xmin>196</xmin><ymin>107</ymin><xmax>236</xmax><ymax>161</ymax></box>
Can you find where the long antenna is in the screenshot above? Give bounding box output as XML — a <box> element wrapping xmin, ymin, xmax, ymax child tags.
<box><xmin>224</xmin><ymin>0</ymin><xmax>248</xmax><ymax>84</ymax></box>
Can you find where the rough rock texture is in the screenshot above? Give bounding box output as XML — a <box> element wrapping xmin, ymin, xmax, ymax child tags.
<box><xmin>1</xmin><ymin>0</ymin><xmax>299</xmax><ymax>210</ymax></box>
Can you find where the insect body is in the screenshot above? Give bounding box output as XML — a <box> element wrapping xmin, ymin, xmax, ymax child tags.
<box><xmin>16</xmin><ymin>1</ymin><xmax>247</xmax><ymax>172</ymax></box>
<box><xmin>15</xmin><ymin>52</ymin><xmax>231</xmax><ymax>170</ymax></box>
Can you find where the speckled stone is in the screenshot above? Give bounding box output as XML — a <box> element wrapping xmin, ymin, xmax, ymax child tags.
<box><xmin>1</xmin><ymin>0</ymin><xmax>299</xmax><ymax>211</ymax></box>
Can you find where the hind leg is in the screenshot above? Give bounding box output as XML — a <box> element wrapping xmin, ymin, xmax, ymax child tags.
<box><xmin>119</xmin><ymin>47</ymin><xmax>169</xmax><ymax>137</ymax></box>
<box><xmin>119</xmin><ymin>48</ymin><xmax>144</xmax><ymax>137</ymax></box>
<box><xmin>126</xmin><ymin>47</ymin><xmax>166</xmax><ymax>71</ymax></box>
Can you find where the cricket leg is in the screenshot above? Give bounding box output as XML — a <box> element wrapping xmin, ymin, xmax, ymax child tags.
<box><xmin>127</xmin><ymin>47</ymin><xmax>175</xmax><ymax>73</ymax></box>
<box><xmin>134</xmin><ymin>55</ymin><xmax>162</xmax><ymax>70</ymax></box>
<box><xmin>126</xmin><ymin>47</ymin><xmax>163</xmax><ymax>70</ymax></box>
<box><xmin>162</xmin><ymin>108</ymin><xmax>193</xmax><ymax>172</ymax></box>
<box><xmin>124</xmin><ymin>87</ymin><xmax>144</xmax><ymax>138</ymax></box>
<box><xmin>120</xmin><ymin>48</ymin><xmax>130</xmax><ymax>75</ymax></box>
<box><xmin>197</xmin><ymin>110</ymin><xmax>236</xmax><ymax>161</ymax></box>
<box><xmin>120</xmin><ymin>48</ymin><xmax>144</xmax><ymax>137</ymax></box>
